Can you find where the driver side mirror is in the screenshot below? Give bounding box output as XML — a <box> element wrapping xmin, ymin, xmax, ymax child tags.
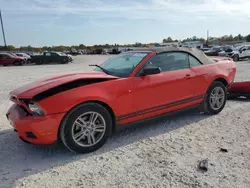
<box><xmin>140</xmin><ymin>66</ymin><xmax>161</xmax><ymax>76</ymax></box>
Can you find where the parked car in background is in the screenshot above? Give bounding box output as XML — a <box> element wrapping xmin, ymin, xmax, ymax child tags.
<box><xmin>229</xmin><ymin>45</ymin><xmax>250</xmax><ymax>61</ymax></box>
<box><xmin>204</xmin><ymin>46</ymin><xmax>223</xmax><ymax>56</ymax></box>
<box><xmin>57</xmin><ymin>52</ymin><xmax>73</xmax><ymax>62</ymax></box>
<box><xmin>218</xmin><ymin>46</ymin><xmax>235</xmax><ymax>57</ymax></box>
<box><xmin>6</xmin><ymin>47</ymin><xmax>236</xmax><ymax>153</ymax></box>
<box><xmin>0</xmin><ymin>52</ymin><xmax>25</xmax><ymax>66</ymax></box>
<box><xmin>30</xmin><ymin>51</ymin><xmax>72</xmax><ymax>65</ymax></box>
<box><xmin>200</xmin><ymin>47</ymin><xmax>210</xmax><ymax>51</ymax></box>
<box><xmin>15</xmin><ymin>53</ymin><xmax>32</xmax><ymax>63</ymax></box>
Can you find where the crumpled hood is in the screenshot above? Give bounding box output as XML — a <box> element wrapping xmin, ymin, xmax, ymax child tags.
<box><xmin>10</xmin><ymin>72</ymin><xmax>118</xmax><ymax>99</ymax></box>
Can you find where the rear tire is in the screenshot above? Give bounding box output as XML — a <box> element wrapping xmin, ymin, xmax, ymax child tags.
<box><xmin>59</xmin><ymin>103</ymin><xmax>113</xmax><ymax>153</ymax></box>
<box><xmin>36</xmin><ymin>59</ymin><xmax>43</xmax><ymax>65</ymax></box>
<box><xmin>199</xmin><ymin>81</ymin><xmax>227</xmax><ymax>115</ymax></box>
<box><xmin>232</xmin><ymin>54</ymin><xmax>239</xmax><ymax>62</ymax></box>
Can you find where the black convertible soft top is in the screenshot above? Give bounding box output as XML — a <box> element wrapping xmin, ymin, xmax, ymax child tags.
<box><xmin>129</xmin><ymin>47</ymin><xmax>215</xmax><ymax>65</ymax></box>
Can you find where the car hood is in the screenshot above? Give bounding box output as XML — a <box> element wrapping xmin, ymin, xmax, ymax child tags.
<box><xmin>10</xmin><ymin>72</ymin><xmax>119</xmax><ymax>99</ymax></box>
<box><xmin>14</xmin><ymin>57</ymin><xmax>25</xmax><ymax>60</ymax></box>
<box><xmin>204</xmin><ymin>50</ymin><xmax>213</xmax><ymax>53</ymax></box>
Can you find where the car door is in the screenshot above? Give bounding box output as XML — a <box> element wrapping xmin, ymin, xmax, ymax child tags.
<box><xmin>188</xmin><ymin>54</ymin><xmax>209</xmax><ymax>97</ymax></box>
<box><xmin>44</xmin><ymin>52</ymin><xmax>52</xmax><ymax>63</ymax></box>
<box><xmin>50</xmin><ymin>52</ymin><xmax>60</xmax><ymax>63</ymax></box>
<box><xmin>132</xmin><ymin>52</ymin><xmax>197</xmax><ymax>120</ymax></box>
<box><xmin>0</xmin><ymin>54</ymin><xmax>4</xmax><ymax>65</ymax></box>
<box><xmin>245</xmin><ymin>46</ymin><xmax>250</xmax><ymax>58</ymax></box>
<box><xmin>239</xmin><ymin>46</ymin><xmax>249</xmax><ymax>58</ymax></box>
<box><xmin>1</xmin><ymin>54</ymin><xmax>13</xmax><ymax>65</ymax></box>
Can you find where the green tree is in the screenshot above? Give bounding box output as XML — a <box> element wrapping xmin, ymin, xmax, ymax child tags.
<box><xmin>7</xmin><ymin>45</ymin><xmax>16</xmax><ymax>51</ymax></box>
<box><xmin>246</xmin><ymin>34</ymin><xmax>250</xmax><ymax>42</ymax></box>
<box><xmin>79</xmin><ymin>44</ymin><xmax>85</xmax><ymax>49</ymax></box>
<box><xmin>163</xmin><ymin>37</ymin><xmax>174</xmax><ymax>43</ymax></box>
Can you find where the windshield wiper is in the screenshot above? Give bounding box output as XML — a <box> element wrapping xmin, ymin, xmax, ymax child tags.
<box><xmin>89</xmin><ymin>64</ymin><xmax>111</xmax><ymax>75</ymax></box>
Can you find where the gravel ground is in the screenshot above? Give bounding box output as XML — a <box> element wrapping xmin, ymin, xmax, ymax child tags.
<box><xmin>0</xmin><ymin>55</ymin><xmax>250</xmax><ymax>188</ymax></box>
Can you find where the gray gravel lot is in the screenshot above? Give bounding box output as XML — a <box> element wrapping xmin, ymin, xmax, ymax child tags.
<box><xmin>0</xmin><ymin>55</ymin><xmax>250</xmax><ymax>188</ymax></box>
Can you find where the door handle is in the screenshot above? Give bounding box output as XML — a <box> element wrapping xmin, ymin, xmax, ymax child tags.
<box><xmin>184</xmin><ymin>74</ymin><xmax>191</xmax><ymax>79</ymax></box>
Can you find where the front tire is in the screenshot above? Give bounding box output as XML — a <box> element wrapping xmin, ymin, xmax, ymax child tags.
<box><xmin>200</xmin><ymin>81</ymin><xmax>227</xmax><ymax>115</ymax></box>
<box><xmin>13</xmin><ymin>61</ymin><xmax>21</xmax><ymax>66</ymax></box>
<box><xmin>59</xmin><ymin>103</ymin><xmax>113</xmax><ymax>153</ymax></box>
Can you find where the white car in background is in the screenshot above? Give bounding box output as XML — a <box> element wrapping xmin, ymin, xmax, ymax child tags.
<box><xmin>230</xmin><ymin>45</ymin><xmax>250</xmax><ymax>61</ymax></box>
<box><xmin>15</xmin><ymin>53</ymin><xmax>31</xmax><ymax>63</ymax></box>
<box><xmin>58</xmin><ymin>52</ymin><xmax>73</xmax><ymax>62</ymax></box>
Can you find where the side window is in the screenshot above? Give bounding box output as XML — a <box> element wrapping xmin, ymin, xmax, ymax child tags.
<box><xmin>144</xmin><ymin>52</ymin><xmax>189</xmax><ymax>72</ymax></box>
<box><xmin>51</xmin><ymin>53</ymin><xmax>59</xmax><ymax>56</ymax></box>
<box><xmin>3</xmin><ymin>54</ymin><xmax>10</xmax><ymax>58</ymax></box>
<box><xmin>45</xmin><ymin>52</ymin><xmax>51</xmax><ymax>56</ymax></box>
<box><xmin>189</xmin><ymin>55</ymin><xmax>202</xmax><ymax>67</ymax></box>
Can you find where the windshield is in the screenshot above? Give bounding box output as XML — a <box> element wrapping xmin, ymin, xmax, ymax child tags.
<box><xmin>94</xmin><ymin>52</ymin><xmax>148</xmax><ymax>77</ymax></box>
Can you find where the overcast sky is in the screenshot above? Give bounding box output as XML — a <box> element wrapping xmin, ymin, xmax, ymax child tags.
<box><xmin>1</xmin><ymin>0</ymin><xmax>250</xmax><ymax>47</ymax></box>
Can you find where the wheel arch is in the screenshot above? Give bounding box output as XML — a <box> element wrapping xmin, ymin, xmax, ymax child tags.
<box><xmin>57</xmin><ymin>100</ymin><xmax>117</xmax><ymax>144</ymax></box>
<box><xmin>213</xmin><ymin>77</ymin><xmax>228</xmax><ymax>87</ymax></box>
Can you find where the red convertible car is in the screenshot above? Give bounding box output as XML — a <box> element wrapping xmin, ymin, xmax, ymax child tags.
<box><xmin>6</xmin><ymin>47</ymin><xmax>236</xmax><ymax>153</ymax></box>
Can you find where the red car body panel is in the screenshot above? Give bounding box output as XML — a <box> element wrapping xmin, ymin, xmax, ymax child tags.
<box><xmin>7</xmin><ymin>104</ymin><xmax>65</xmax><ymax>144</ymax></box>
<box><xmin>6</xmin><ymin>50</ymin><xmax>237</xmax><ymax>145</ymax></box>
<box><xmin>0</xmin><ymin>56</ymin><xmax>24</xmax><ymax>65</ymax></box>
<box><xmin>229</xmin><ymin>81</ymin><xmax>250</xmax><ymax>93</ymax></box>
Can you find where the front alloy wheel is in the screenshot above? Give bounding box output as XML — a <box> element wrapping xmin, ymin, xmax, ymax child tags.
<box><xmin>72</xmin><ymin>112</ymin><xmax>106</xmax><ymax>147</ymax></box>
<box><xmin>60</xmin><ymin>103</ymin><xmax>112</xmax><ymax>153</ymax></box>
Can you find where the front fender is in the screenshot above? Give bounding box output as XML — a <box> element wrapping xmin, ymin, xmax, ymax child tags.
<box><xmin>38</xmin><ymin>85</ymin><xmax>116</xmax><ymax>115</ymax></box>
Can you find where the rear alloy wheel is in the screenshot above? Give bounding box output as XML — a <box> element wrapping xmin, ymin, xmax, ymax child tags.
<box><xmin>60</xmin><ymin>103</ymin><xmax>112</xmax><ymax>153</ymax></box>
<box><xmin>200</xmin><ymin>81</ymin><xmax>227</xmax><ymax>115</ymax></box>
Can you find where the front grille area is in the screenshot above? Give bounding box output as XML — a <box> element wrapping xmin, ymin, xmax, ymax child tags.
<box><xmin>25</xmin><ymin>132</ymin><xmax>37</xmax><ymax>139</ymax></box>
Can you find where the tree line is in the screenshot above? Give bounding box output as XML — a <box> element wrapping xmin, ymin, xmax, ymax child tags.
<box><xmin>1</xmin><ymin>34</ymin><xmax>250</xmax><ymax>53</ymax></box>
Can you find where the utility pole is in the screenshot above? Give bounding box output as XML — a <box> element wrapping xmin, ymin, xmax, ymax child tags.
<box><xmin>0</xmin><ymin>10</ymin><xmax>7</xmax><ymax>49</ymax></box>
<box><xmin>206</xmin><ymin>29</ymin><xmax>209</xmax><ymax>46</ymax></box>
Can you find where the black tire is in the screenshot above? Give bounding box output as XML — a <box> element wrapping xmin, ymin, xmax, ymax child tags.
<box><xmin>35</xmin><ymin>59</ymin><xmax>43</xmax><ymax>65</ymax></box>
<box><xmin>199</xmin><ymin>81</ymin><xmax>227</xmax><ymax>115</ymax></box>
<box><xmin>59</xmin><ymin>102</ymin><xmax>113</xmax><ymax>153</ymax></box>
<box><xmin>61</xmin><ymin>59</ymin><xmax>69</xmax><ymax>64</ymax></box>
<box><xmin>18</xmin><ymin>61</ymin><xmax>24</xmax><ymax>66</ymax></box>
<box><xmin>232</xmin><ymin>54</ymin><xmax>239</xmax><ymax>62</ymax></box>
<box><xmin>13</xmin><ymin>61</ymin><xmax>20</xmax><ymax>66</ymax></box>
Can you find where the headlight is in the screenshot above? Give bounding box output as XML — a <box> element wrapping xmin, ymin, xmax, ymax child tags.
<box><xmin>27</xmin><ymin>101</ymin><xmax>44</xmax><ymax>116</ymax></box>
